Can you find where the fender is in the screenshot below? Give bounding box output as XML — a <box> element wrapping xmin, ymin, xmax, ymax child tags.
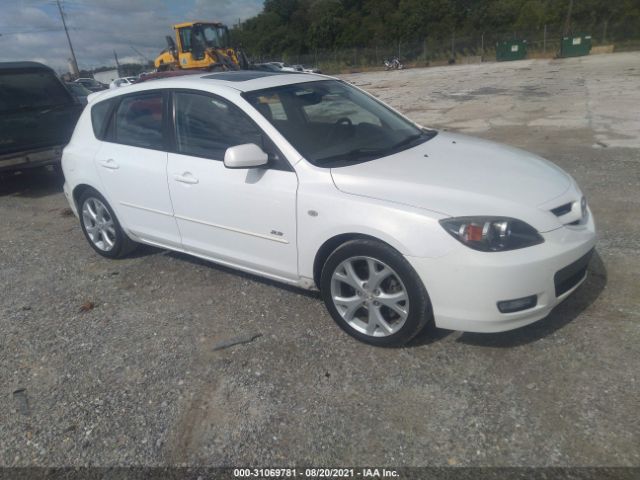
<box><xmin>294</xmin><ymin>163</ymin><xmax>456</xmax><ymax>282</ymax></box>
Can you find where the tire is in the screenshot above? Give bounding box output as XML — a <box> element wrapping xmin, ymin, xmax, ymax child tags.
<box><xmin>320</xmin><ymin>239</ymin><xmax>432</xmax><ymax>347</ymax></box>
<box><xmin>52</xmin><ymin>163</ymin><xmax>64</xmax><ymax>179</ymax></box>
<box><xmin>78</xmin><ymin>188</ymin><xmax>136</xmax><ymax>259</ymax></box>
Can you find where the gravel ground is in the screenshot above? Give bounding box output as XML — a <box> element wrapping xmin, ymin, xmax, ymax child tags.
<box><xmin>1</xmin><ymin>52</ymin><xmax>639</xmax><ymax>468</ymax></box>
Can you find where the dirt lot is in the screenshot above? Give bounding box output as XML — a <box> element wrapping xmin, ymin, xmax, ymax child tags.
<box><xmin>1</xmin><ymin>52</ymin><xmax>639</xmax><ymax>467</ymax></box>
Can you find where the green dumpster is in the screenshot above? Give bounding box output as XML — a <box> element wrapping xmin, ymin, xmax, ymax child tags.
<box><xmin>560</xmin><ymin>34</ymin><xmax>592</xmax><ymax>58</ymax></box>
<box><xmin>496</xmin><ymin>40</ymin><xmax>527</xmax><ymax>61</ymax></box>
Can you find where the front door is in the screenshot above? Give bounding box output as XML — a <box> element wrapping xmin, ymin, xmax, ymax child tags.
<box><xmin>167</xmin><ymin>91</ymin><xmax>298</xmax><ymax>281</ymax></box>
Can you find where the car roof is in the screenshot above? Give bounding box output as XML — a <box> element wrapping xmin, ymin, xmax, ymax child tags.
<box><xmin>174</xmin><ymin>20</ymin><xmax>224</xmax><ymax>29</ymax></box>
<box><xmin>0</xmin><ymin>61</ymin><xmax>54</xmax><ymax>73</ymax></box>
<box><xmin>87</xmin><ymin>70</ymin><xmax>331</xmax><ymax>103</ymax></box>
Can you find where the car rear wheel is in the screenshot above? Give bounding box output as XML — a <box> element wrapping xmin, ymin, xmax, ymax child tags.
<box><xmin>320</xmin><ymin>239</ymin><xmax>432</xmax><ymax>346</ymax></box>
<box><xmin>51</xmin><ymin>164</ymin><xmax>64</xmax><ymax>179</ymax></box>
<box><xmin>78</xmin><ymin>189</ymin><xmax>136</xmax><ymax>258</ymax></box>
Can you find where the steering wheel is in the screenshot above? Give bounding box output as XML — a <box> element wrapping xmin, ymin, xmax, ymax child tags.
<box><xmin>324</xmin><ymin>117</ymin><xmax>353</xmax><ymax>143</ymax></box>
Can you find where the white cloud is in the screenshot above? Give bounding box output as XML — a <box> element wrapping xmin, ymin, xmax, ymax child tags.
<box><xmin>0</xmin><ymin>0</ymin><xmax>264</xmax><ymax>71</ymax></box>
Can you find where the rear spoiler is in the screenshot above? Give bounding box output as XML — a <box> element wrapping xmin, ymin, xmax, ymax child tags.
<box><xmin>87</xmin><ymin>90</ymin><xmax>109</xmax><ymax>104</ymax></box>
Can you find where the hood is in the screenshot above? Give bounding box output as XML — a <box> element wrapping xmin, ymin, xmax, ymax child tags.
<box><xmin>330</xmin><ymin>131</ymin><xmax>575</xmax><ymax>232</ymax></box>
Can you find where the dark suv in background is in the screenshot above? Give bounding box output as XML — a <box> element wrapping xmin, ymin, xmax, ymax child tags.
<box><xmin>0</xmin><ymin>62</ymin><xmax>83</xmax><ymax>173</ymax></box>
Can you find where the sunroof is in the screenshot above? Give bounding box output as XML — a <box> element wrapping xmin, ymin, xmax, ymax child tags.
<box><xmin>202</xmin><ymin>71</ymin><xmax>293</xmax><ymax>82</ymax></box>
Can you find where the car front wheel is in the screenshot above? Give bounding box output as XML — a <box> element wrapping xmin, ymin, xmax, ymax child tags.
<box><xmin>320</xmin><ymin>239</ymin><xmax>432</xmax><ymax>346</ymax></box>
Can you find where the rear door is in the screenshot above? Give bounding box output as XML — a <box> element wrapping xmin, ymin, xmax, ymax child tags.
<box><xmin>94</xmin><ymin>90</ymin><xmax>181</xmax><ymax>248</ymax></box>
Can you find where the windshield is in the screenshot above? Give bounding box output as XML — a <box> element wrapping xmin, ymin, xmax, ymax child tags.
<box><xmin>0</xmin><ymin>71</ymin><xmax>72</xmax><ymax>113</ymax></box>
<box><xmin>243</xmin><ymin>80</ymin><xmax>435</xmax><ymax>167</ymax></box>
<box><xmin>67</xmin><ymin>83</ymin><xmax>91</xmax><ymax>96</ymax></box>
<box><xmin>199</xmin><ymin>24</ymin><xmax>229</xmax><ymax>48</ymax></box>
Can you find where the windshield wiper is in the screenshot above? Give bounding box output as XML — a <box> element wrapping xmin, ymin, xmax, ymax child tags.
<box><xmin>317</xmin><ymin>130</ymin><xmax>435</xmax><ymax>166</ymax></box>
<box><xmin>387</xmin><ymin>132</ymin><xmax>423</xmax><ymax>150</ymax></box>
<box><xmin>317</xmin><ymin>147</ymin><xmax>386</xmax><ymax>165</ymax></box>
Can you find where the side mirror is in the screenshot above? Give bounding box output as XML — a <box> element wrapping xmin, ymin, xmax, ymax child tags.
<box><xmin>224</xmin><ymin>143</ymin><xmax>269</xmax><ymax>169</ymax></box>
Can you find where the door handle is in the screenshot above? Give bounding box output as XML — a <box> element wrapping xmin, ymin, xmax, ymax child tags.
<box><xmin>100</xmin><ymin>158</ymin><xmax>119</xmax><ymax>170</ymax></box>
<box><xmin>173</xmin><ymin>172</ymin><xmax>199</xmax><ymax>185</ymax></box>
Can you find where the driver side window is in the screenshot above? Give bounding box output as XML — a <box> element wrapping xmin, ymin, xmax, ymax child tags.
<box><xmin>173</xmin><ymin>92</ymin><xmax>263</xmax><ymax>161</ymax></box>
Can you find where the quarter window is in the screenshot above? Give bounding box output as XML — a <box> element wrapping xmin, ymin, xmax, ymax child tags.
<box><xmin>91</xmin><ymin>98</ymin><xmax>115</xmax><ymax>140</ymax></box>
<box><xmin>114</xmin><ymin>93</ymin><xmax>164</xmax><ymax>150</ymax></box>
<box><xmin>174</xmin><ymin>92</ymin><xmax>262</xmax><ymax>160</ymax></box>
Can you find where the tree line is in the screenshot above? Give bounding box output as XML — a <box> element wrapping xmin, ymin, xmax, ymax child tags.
<box><xmin>231</xmin><ymin>0</ymin><xmax>640</xmax><ymax>58</ymax></box>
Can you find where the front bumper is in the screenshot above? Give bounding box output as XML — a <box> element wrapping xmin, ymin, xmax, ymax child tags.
<box><xmin>406</xmin><ymin>210</ymin><xmax>596</xmax><ymax>333</ymax></box>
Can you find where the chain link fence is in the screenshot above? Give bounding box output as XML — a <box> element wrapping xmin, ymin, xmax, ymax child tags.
<box><xmin>251</xmin><ymin>21</ymin><xmax>638</xmax><ymax>73</ymax></box>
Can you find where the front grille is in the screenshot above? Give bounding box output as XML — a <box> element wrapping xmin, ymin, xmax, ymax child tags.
<box><xmin>554</xmin><ymin>249</ymin><xmax>594</xmax><ymax>297</ymax></box>
<box><xmin>551</xmin><ymin>202</ymin><xmax>573</xmax><ymax>217</ymax></box>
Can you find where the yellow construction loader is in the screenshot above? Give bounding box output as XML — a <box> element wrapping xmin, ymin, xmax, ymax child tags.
<box><xmin>154</xmin><ymin>21</ymin><xmax>248</xmax><ymax>71</ymax></box>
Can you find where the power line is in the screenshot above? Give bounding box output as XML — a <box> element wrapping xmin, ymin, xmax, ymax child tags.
<box><xmin>129</xmin><ymin>44</ymin><xmax>151</xmax><ymax>63</ymax></box>
<box><xmin>0</xmin><ymin>28</ymin><xmax>64</xmax><ymax>36</ymax></box>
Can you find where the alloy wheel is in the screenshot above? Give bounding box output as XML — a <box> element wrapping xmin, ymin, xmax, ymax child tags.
<box><xmin>330</xmin><ymin>256</ymin><xmax>409</xmax><ymax>337</ymax></box>
<box><xmin>81</xmin><ymin>197</ymin><xmax>116</xmax><ymax>252</ymax></box>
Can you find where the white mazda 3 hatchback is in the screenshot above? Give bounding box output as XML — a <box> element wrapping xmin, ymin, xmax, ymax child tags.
<box><xmin>62</xmin><ymin>71</ymin><xmax>596</xmax><ymax>346</ymax></box>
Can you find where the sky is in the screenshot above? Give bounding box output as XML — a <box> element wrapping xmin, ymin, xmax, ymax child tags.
<box><xmin>0</xmin><ymin>0</ymin><xmax>264</xmax><ymax>72</ymax></box>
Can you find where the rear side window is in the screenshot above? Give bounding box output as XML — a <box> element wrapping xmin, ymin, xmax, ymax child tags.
<box><xmin>91</xmin><ymin>99</ymin><xmax>115</xmax><ymax>139</ymax></box>
<box><xmin>114</xmin><ymin>92</ymin><xmax>164</xmax><ymax>150</ymax></box>
<box><xmin>0</xmin><ymin>71</ymin><xmax>71</xmax><ymax>113</ymax></box>
<box><xmin>174</xmin><ymin>91</ymin><xmax>262</xmax><ymax>160</ymax></box>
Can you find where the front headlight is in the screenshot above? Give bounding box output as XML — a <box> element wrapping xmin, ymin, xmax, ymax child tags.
<box><xmin>439</xmin><ymin>217</ymin><xmax>544</xmax><ymax>252</ymax></box>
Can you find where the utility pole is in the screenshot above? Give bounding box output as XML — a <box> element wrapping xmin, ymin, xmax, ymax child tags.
<box><xmin>563</xmin><ymin>0</ymin><xmax>574</xmax><ymax>36</ymax></box>
<box><xmin>114</xmin><ymin>50</ymin><xmax>121</xmax><ymax>77</ymax></box>
<box><xmin>55</xmin><ymin>0</ymin><xmax>79</xmax><ymax>76</ymax></box>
